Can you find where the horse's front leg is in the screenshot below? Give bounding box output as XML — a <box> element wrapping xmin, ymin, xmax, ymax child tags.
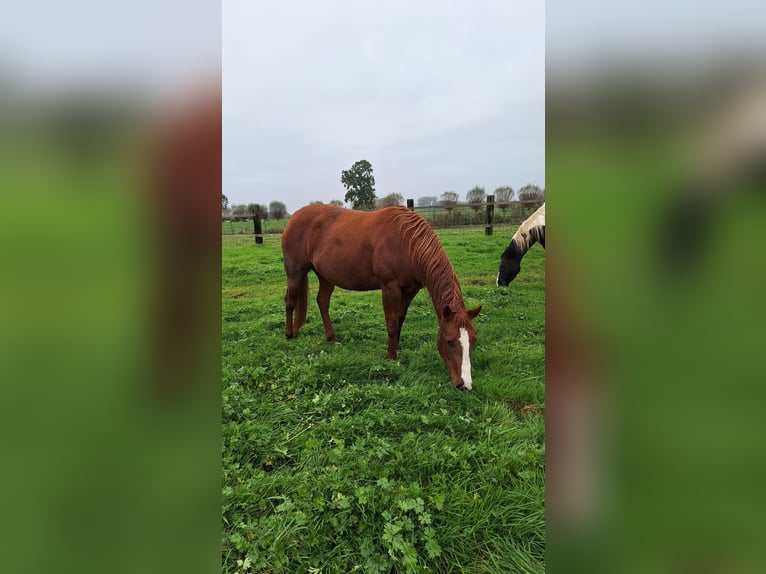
<box><xmin>382</xmin><ymin>283</ymin><xmax>403</xmax><ymax>359</ymax></box>
<box><xmin>316</xmin><ymin>275</ymin><xmax>340</xmax><ymax>343</ymax></box>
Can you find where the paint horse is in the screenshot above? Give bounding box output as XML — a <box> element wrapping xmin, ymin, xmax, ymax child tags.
<box><xmin>497</xmin><ymin>202</ymin><xmax>545</xmax><ymax>286</ymax></box>
<box><xmin>282</xmin><ymin>205</ymin><xmax>481</xmax><ymax>390</ymax></box>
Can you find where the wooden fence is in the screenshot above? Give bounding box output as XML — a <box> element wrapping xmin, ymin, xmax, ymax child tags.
<box><xmin>223</xmin><ymin>198</ymin><xmax>543</xmax><ymax>243</ymax></box>
<box><xmin>408</xmin><ymin>198</ymin><xmax>542</xmax><ymax>235</ymax></box>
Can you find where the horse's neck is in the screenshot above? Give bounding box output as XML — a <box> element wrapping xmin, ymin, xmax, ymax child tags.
<box><xmin>421</xmin><ymin>262</ymin><xmax>464</xmax><ymax>318</ymax></box>
<box><xmin>398</xmin><ymin>213</ymin><xmax>465</xmax><ymax>316</ymax></box>
<box><xmin>512</xmin><ymin>206</ymin><xmax>545</xmax><ymax>256</ymax></box>
<box><xmin>510</xmin><ymin>225</ymin><xmax>542</xmax><ymax>258</ymax></box>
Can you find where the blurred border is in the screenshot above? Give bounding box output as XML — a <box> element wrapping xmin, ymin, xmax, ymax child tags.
<box><xmin>0</xmin><ymin>2</ymin><xmax>221</xmax><ymax>573</ymax></box>
<box><xmin>547</xmin><ymin>2</ymin><xmax>766</xmax><ymax>572</ymax></box>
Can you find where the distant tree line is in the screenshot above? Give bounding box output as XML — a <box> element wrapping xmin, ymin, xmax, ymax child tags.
<box><xmin>223</xmin><ymin>160</ymin><xmax>544</xmax><ymax>220</ymax></box>
<box><xmin>222</xmin><ymin>197</ymin><xmax>292</xmax><ymax>221</ymax></box>
<box><xmin>434</xmin><ymin>184</ymin><xmax>543</xmax><ymax>208</ymax></box>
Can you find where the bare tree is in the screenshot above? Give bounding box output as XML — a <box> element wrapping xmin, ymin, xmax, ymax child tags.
<box><xmin>440</xmin><ymin>191</ymin><xmax>459</xmax><ymax>225</ymax></box>
<box><xmin>518</xmin><ymin>184</ymin><xmax>544</xmax><ymax>203</ymax></box>
<box><xmin>376</xmin><ymin>193</ymin><xmax>404</xmax><ymax>208</ymax></box>
<box><xmin>440</xmin><ymin>191</ymin><xmax>459</xmax><ymax>207</ymax></box>
<box><xmin>494</xmin><ymin>186</ymin><xmax>514</xmax><ymax>215</ymax></box>
<box><xmin>230</xmin><ymin>204</ymin><xmax>247</xmax><ymax>221</ymax></box>
<box><xmin>466</xmin><ymin>186</ymin><xmax>486</xmax><ymax>218</ymax></box>
<box><xmin>269</xmin><ymin>201</ymin><xmax>287</xmax><ymax>219</ymax></box>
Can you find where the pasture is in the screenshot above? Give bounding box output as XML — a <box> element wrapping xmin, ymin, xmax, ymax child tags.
<box><xmin>222</xmin><ymin>224</ymin><xmax>545</xmax><ymax>573</ymax></box>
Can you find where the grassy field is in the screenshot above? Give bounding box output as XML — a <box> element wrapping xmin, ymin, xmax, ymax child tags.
<box><xmin>222</xmin><ymin>224</ymin><xmax>545</xmax><ymax>573</ymax></box>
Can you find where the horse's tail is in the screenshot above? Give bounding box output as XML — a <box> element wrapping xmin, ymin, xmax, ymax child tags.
<box><xmin>294</xmin><ymin>274</ymin><xmax>309</xmax><ymax>332</ymax></box>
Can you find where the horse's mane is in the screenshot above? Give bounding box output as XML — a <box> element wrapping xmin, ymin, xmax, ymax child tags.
<box><xmin>387</xmin><ymin>208</ymin><xmax>464</xmax><ymax>313</ymax></box>
<box><xmin>509</xmin><ymin>203</ymin><xmax>546</xmax><ymax>256</ymax></box>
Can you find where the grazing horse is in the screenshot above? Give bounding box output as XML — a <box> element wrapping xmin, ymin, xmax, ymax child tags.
<box><xmin>497</xmin><ymin>203</ymin><xmax>545</xmax><ymax>286</ymax></box>
<box><xmin>281</xmin><ymin>205</ymin><xmax>482</xmax><ymax>390</ymax></box>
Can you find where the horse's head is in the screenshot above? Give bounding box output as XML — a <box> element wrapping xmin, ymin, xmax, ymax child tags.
<box><xmin>437</xmin><ymin>305</ymin><xmax>482</xmax><ymax>390</ymax></box>
<box><xmin>496</xmin><ymin>248</ymin><xmax>521</xmax><ymax>287</ymax></box>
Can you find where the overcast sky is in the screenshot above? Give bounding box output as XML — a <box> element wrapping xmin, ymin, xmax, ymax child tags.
<box><xmin>223</xmin><ymin>1</ymin><xmax>545</xmax><ymax>213</ymax></box>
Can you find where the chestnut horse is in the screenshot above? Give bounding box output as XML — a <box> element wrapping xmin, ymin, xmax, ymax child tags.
<box><xmin>282</xmin><ymin>205</ymin><xmax>481</xmax><ymax>390</ymax></box>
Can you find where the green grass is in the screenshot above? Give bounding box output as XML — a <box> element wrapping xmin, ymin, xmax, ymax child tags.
<box><xmin>222</xmin><ymin>225</ymin><xmax>545</xmax><ymax>573</ymax></box>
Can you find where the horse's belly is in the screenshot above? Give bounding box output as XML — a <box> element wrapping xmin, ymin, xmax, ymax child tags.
<box><xmin>320</xmin><ymin>268</ymin><xmax>381</xmax><ymax>291</ymax></box>
<box><xmin>310</xmin><ymin>237</ymin><xmax>408</xmax><ymax>291</ymax></box>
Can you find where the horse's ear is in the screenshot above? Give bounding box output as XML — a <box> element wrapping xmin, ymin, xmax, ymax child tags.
<box><xmin>443</xmin><ymin>306</ymin><xmax>453</xmax><ymax>320</ymax></box>
<box><xmin>467</xmin><ymin>305</ymin><xmax>482</xmax><ymax>320</ymax></box>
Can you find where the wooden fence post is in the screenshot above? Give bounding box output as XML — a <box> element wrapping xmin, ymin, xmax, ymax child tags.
<box><xmin>406</xmin><ymin>198</ymin><xmax>414</xmax><ymax>210</ymax></box>
<box><xmin>253</xmin><ymin>206</ymin><xmax>263</xmax><ymax>245</ymax></box>
<box><xmin>485</xmin><ymin>195</ymin><xmax>494</xmax><ymax>236</ymax></box>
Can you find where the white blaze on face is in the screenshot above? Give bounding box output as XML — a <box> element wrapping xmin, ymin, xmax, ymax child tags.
<box><xmin>459</xmin><ymin>327</ymin><xmax>473</xmax><ymax>390</ymax></box>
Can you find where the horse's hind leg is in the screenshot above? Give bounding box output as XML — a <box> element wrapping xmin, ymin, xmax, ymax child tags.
<box><xmin>316</xmin><ymin>275</ymin><xmax>340</xmax><ymax>343</ymax></box>
<box><xmin>396</xmin><ymin>288</ymin><xmax>419</xmax><ymax>350</ymax></box>
<box><xmin>284</xmin><ymin>272</ymin><xmax>308</xmax><ymax>339</ymax></box>
<box><xmin>382</xmin><ymin>283</ymin><xmax>404</xmax><ymax>359</ymax></box>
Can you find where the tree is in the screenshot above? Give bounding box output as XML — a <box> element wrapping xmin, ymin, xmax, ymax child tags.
<box><xmin>466</xmin><ymin>186</ymin><xmax>486</xmax><ymax>216</ymax></box>
<box><xmin>310</xmin><ymin>200</ymin><xmax>324</xmax><ymax>205</ymax></box>
<box><xmin>494</xmin><ymin>186</ymin><xmax>513</xmax><ymax>203</ymax></box>
<box><xmin>518</xmin><ymin>184</ymin><xmax>544</xmax><ymax>203</ymax></box>
<box><xmin>222</xmin><ymin>194</ymin><xmax>229</xmax><ymax>212</ymax></box>
<box><xmin>494</xmin><ymin>186</ymin><xmax>514</xmax><ymax>214</ymax></box>
<box><xmin>417</xmin><ymin>196</ymin><xmax>438</xmax><ymax>207</ymax></box>
<box><xmin>440</xmin><ymin>191</ymin><xmax>459</xmax><ymax>224</ymax></box>
<box><xmin>440</xmin><ymin>191</ymin><xmax>459</xmax><ymax>207</ymax></box>
<box><xmin>376</xmin><ymin>193</ymin><xmax>404</xmax><ymax>208</ymax></box>
<box><xmin>269</xmin><ymin>201</ymin><xmax>287</xmax><ymax>219</ymax></box>
<box><xmin>329</xmin><ymin>199</ymin><xmax>344</xmax><ymax>207</ymax></box>
<box><xmin>231</xmin><ymin>204</ymin><xmax>247</xmax><ymax>221</ymax></box>
<box><xmin>341</xmin><ymin>159</ymin><xmax>376</xmax><ymax>209</ymax></box>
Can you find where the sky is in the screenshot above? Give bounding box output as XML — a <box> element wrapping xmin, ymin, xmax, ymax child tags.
<box><xmin>3</xmin><ymin>1</ymin><xmax>764</xmax><ymax>217</ymax></box>
<box><xmin>1</xmin><ymin>0</ymin><xmax>220</xmax><ymax>97</ymax></box>
<box><xmin>223</xmin><ymin>1</ymin><xmax>545</xmax><ymax>214</ymax></box>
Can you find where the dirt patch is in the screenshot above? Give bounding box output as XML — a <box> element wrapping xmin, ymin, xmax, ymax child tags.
<box><xmin>504</xmin><ymin>398</ymin><xmax>545</xmax><ymax>416</ymax></box>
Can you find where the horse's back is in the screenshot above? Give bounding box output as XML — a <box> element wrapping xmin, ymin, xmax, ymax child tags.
<box><xmin>283</xmin><ymin>204</ymin><xmax>388</xmax><ymax>248</ymax></box>
<box><xmin>282</xmin><ymin>204</ymin><xmax>338</xmax><ymax>260</ymax></box>
<box><xmin>281</xmin><ymin>205</ymin><xmax>420</xmax><ymax>289</ymax></box>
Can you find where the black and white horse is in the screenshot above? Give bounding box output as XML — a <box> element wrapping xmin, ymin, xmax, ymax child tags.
<box><xmin>497</xmin><ymin>203</ymin><xmax>545</xmax><ymax>287</ymax></box>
